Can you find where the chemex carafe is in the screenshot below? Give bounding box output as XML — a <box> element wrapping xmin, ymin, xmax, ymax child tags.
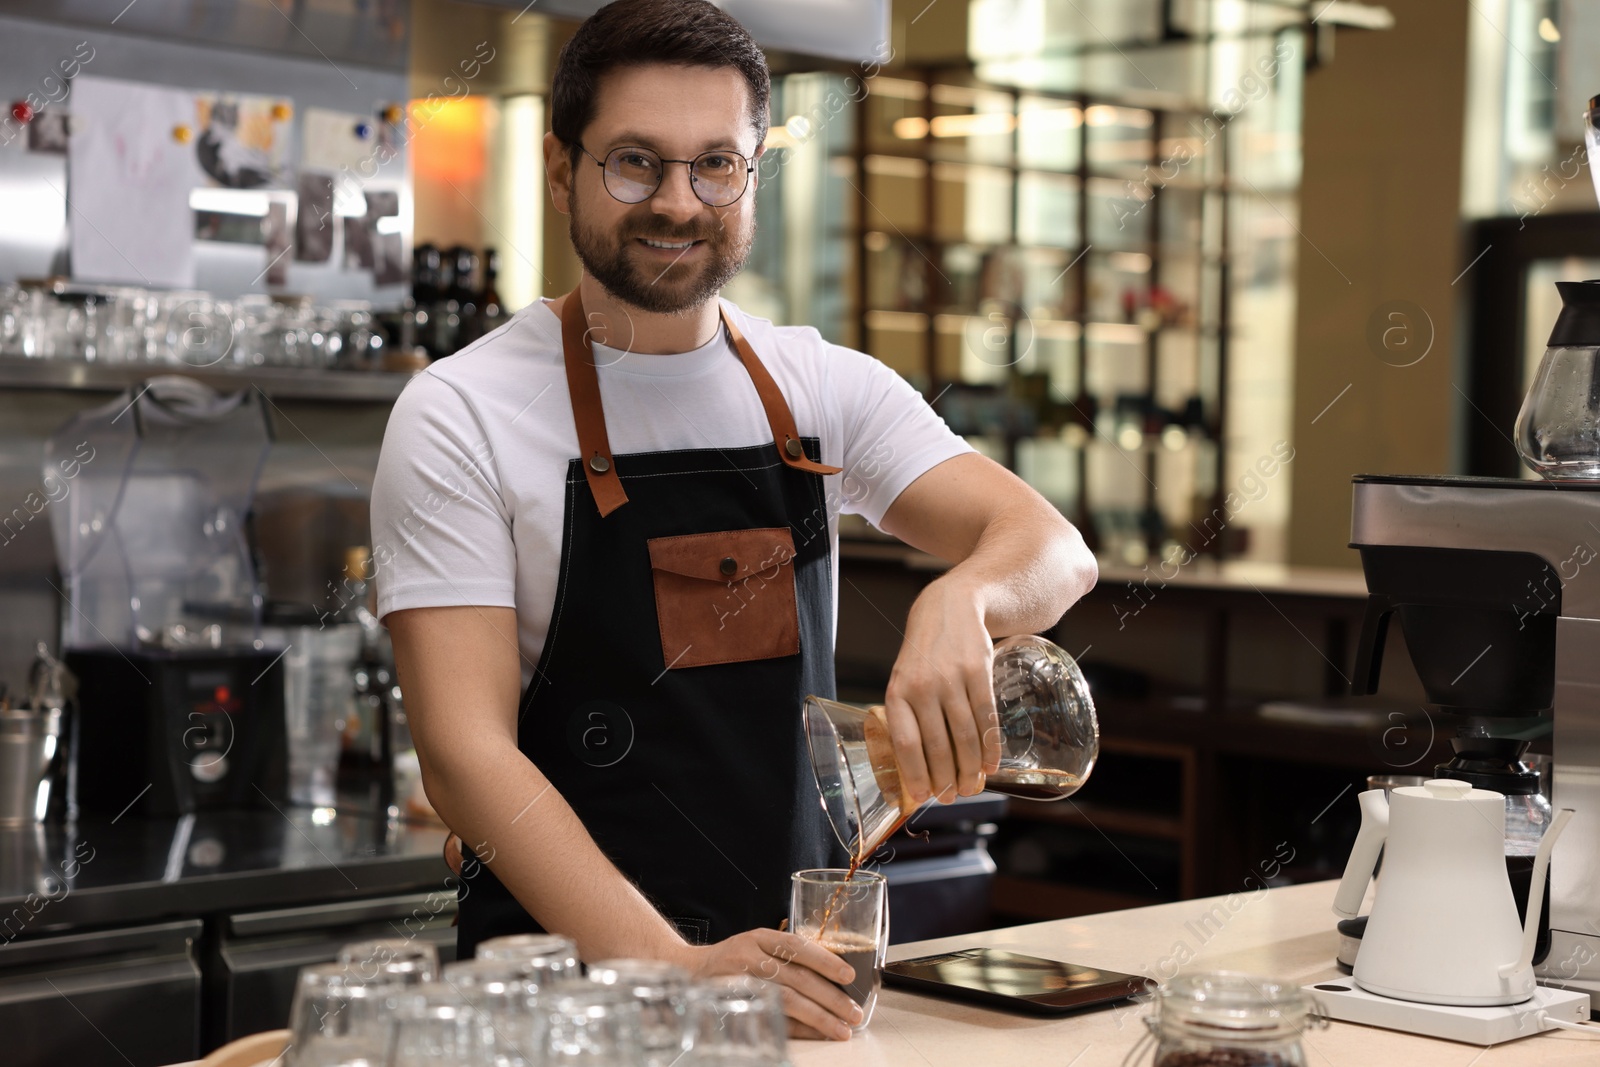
<box><xmin>1332</xmin><ymin>778</ymin><xmax>1573</xmax><ymax>1006</ymax></box>
<box><xmin>803</xmin><ymin>634</ymin><xmax>1097</xmax><ymax>862</ymax></box>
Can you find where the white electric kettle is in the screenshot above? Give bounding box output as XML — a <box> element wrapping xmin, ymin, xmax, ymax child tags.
<box><xmin>1332</xmin><ymin>778</ymin><xmax>1573</xmax><ymax>1006</ymax></box>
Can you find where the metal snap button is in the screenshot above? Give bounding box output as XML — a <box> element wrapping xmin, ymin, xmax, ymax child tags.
<box><xmin>720</xmin><ymin>556</ymin><xmax>737</xmax><ymax>577</ymax></box>
<box><xmin>784</xmin><ymin>438</ymin><xmax>804</xmax><ymax>458</ymax></box>
<box><xmin>589</xmin><ymin>453</ymin><xmax>611</xmax><ymax>473</ymax></box>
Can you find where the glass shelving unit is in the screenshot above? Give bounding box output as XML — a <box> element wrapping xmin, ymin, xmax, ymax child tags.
<box><xmin>731</xmin><ymin>1</ymin><xmax>1308</xmax><ymax>566</ymax></box>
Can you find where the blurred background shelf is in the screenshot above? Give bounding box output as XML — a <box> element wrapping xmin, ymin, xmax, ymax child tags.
<box><xmin>0</xmin><ymin>359</ymin><xmax>415</xmax><ymax>403</ymax></box>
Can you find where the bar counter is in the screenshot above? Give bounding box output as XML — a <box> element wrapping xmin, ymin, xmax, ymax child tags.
<box><xmin>163</xmin><ymin>881</ymin><xmax>1600</xmax><ymax>1065</ymax></box>
<box><xmin>795</xmin><ymin>880</ymin><xmax>1597</xmax><ymax>1066</ymax></box>
<box><xmin>0</xmin><ymin>801</ymin><xmax>452</xmax><ymax>932</ymax></box>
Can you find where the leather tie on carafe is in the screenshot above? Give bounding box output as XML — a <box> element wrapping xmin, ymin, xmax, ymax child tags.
<box><xmin>561</xmin><ymin>287</ymin><xmax>841</xmax><ymax>518</ymax></box>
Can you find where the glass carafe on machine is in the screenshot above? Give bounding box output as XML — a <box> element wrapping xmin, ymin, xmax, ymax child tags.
<box><xmin>804</xmin><ymin>635</ymin><xmax>1098</xmax><ymax>861</ymax></box>
<box><xmin>1518</xmin><ymin>97</ymin><xmax>1600</xmax><ymax>478</ymax></box>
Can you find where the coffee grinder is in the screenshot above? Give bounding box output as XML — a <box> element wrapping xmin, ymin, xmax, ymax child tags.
<box><xmin>44</xmin><ymin>376</ymin><xmax>287</xmax><ymax>818</ymax></box>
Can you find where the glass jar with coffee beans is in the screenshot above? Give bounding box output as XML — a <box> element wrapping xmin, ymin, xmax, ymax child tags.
<box><xmin>1124</xmin><ymin>972</ymin><xmax>1324</xmax><ymax>1067</ymax></box>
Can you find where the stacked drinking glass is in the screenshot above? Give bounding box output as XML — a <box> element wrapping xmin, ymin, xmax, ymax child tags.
<box><xmin>284</xmin><ymin>934</ymin><xmax>792</xmax><ymax>1066</ymax></box>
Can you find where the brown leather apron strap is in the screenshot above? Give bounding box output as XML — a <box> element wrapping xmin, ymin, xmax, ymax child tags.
<box><xmin>719</xmin><ymin>305</ymin><xmax>843</xmax><ymax>478</ymax></box>
<box><xmin>561</xmin><ymin>289</ymin><xmax>630</xmax><ymax>517</ymax></box>
<box><xmin>561</xmin><ymin>288</ymin><xmax>842</xmax><ymax>517</ymax></box>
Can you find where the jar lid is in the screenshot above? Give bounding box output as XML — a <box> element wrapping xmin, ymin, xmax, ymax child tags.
<box><xmin>1153</xmin><ymin>973</ymin><xmax>1313</xmax><ymax>1041</ymax></box>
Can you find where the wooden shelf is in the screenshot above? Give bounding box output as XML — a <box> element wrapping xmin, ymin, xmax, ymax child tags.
<box><xmin>1004</xmin><ymin>798</ymin><xmax>1185</xmax><ymax>842</ymax></box>
<box><xmin>990</xmin><ymin>874</ymin><xmax>1161</xmax><ymax>920</ymax></box>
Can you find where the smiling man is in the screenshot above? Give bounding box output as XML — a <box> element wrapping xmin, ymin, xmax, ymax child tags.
<box><xmin>372</xmin><ymin>0</ymin><xmax>1095</xmax><ymax>1041</ymax></box>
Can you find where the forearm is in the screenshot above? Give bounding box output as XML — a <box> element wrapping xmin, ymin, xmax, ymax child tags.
<box><xmin>928</xmin><ymin>503</ymin><xmax>1096</xmax><ymax>637</ymax></box>
<box><xmin>422</xmin><ymin>740</ymin><xmax>688</xmax><ymax>963</ymax></box>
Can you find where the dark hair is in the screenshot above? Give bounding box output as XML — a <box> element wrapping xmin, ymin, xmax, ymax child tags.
<box><xmin>550</xmin><ymin>0</ymin><xmax>770</xmax><ymax>161</ymax></box>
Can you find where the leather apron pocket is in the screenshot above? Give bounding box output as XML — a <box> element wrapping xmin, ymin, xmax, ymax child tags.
<box><xmin>647</xmin><ymin>527</ymin><xmax>800</xmax><ymax>669</ymax></box>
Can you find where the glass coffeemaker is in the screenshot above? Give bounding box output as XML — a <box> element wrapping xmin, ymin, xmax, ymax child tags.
<box><xmin>804</xmin><ymin>634</ymin><xmax>1098</xmax><ymax>863</ymax></box>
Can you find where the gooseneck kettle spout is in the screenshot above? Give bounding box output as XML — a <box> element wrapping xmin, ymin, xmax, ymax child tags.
<box><xmin>1501</xmin><ymin>807</ymin><xmax>1573</xmax><ymax>979</ymax></box>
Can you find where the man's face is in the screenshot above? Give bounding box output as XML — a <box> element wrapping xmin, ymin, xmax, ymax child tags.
<box><xmin>561</xmin><ymin>63</ymin><xmax>761</xmax><ymax>316</ymax></box>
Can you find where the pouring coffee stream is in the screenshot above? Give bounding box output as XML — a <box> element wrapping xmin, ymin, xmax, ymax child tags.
<box><xmin>803</xmin><ymin>635</ymin><xmax>1099</xmax><ymax>937</ymax></box>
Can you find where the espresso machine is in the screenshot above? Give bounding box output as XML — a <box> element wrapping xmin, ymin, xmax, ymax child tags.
<box><xmin>1347</xmin><ymin>473</ymin><xmax>1600</xmax><ymax>1001</ymax></box>
<box><xmin>44</xmin><ymin>376</ymin><xmax>287</xmax><ymax>818</ymax></box>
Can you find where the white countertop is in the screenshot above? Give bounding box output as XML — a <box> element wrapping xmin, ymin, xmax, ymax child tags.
<box><xmin>177</xmin><ymin>881</ymin><xmax>1596</xmax><ymax>1066</ymax></box>
<box><xmin>794</xmin><ymin>880</ymin><xmax>1596</xmax><ymax>1066</ymax></box>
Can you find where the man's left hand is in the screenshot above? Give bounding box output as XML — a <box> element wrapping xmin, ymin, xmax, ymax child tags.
<box><xmin>881</xmin><ymin>576</ymin><xmax>1001</xmax><ymax>805</ymax></box>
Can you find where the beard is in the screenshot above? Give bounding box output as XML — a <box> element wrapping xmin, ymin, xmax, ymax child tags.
<box><xmin>568</xmin><ymin>184</ymin><xmax>755</xmax><ymax>316</ymax></box>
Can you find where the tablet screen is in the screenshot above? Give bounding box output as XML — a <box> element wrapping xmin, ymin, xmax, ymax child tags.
<box><xmin>887</xmin><ymin>948</ymin><xmax>1151</xmax><ymax>1008</ymax></box>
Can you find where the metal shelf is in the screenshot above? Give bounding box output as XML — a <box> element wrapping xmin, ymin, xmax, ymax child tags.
<box><xmin>0</xmin><ymin>358</ymin><xmax>417</xmax><ymax>403</ymax></box>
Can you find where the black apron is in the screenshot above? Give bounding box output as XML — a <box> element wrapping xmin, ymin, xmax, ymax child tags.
<box><xmin>456</xmin><ymin>289</ymin><xmax>848</xmax><ymax>954</ymax></box>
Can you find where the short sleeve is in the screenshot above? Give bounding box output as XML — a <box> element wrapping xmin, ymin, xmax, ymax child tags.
<box><xmin>370</xmin><ymin>371</ymin><xmax>517</xmax><ymax>619</ymax></box>
<box><xmin>827</xmin><ymin>345</ymin><xmax>975</xmax><ymax>529</ymax></box>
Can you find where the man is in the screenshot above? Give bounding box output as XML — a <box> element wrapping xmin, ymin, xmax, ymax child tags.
<box><xmin>372</xmin><ymin>0</ymin><xmax>1096</xmax><ymax>1041</ymax></box>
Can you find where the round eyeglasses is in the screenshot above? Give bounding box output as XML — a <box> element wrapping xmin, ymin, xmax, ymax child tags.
<box><xmin>579</xmin><ymin>143</ymin><xmax>754</xmax><ymax>208</ymax></box>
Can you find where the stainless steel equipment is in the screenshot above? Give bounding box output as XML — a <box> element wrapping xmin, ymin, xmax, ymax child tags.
<box><xmin>1349</xmin><ymin>473</ymin><xmax>1600</xmax><ymax>998</ymax></box>
<box><xmin>0</xmin><ymin>708</ymin><xmax>49</xmax><ymax>827</ymax></box>
<box><xmin>44</xmin><ymin>376</ymin><xmax>288</xmax><ymax>817</ymax></box>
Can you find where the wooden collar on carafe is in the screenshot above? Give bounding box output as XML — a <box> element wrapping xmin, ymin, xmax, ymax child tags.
<box><xmin>560</xmin><ymin>286</ymin><xmax>842</xmax><ymax>518</ymax></box>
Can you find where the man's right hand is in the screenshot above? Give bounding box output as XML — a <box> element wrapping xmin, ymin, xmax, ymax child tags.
<box><xmin>674</xmin><ymin>929</ymin><xmax>863</xmax><ymax>1041</ymax></box>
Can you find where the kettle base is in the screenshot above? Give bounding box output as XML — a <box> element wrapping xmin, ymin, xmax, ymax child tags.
<box><xmin>1303</xmin><ymin>980</ymin><xmax>1590</xmax><ymax>1045</ymax></box>
<box><xmin>1352</xmin><ymin>970</ymin><xmax>1535</xmax><ymax>1008</ymax></box>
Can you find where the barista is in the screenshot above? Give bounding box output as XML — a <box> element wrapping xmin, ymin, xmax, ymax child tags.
<box><xmin>371</xmin><ymin>0</ymin><xmax>1096</xmax><ymax>1042</ymax></box>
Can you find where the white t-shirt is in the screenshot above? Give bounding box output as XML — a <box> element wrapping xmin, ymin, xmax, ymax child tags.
<box><xmin>370</xmin><ymin>297</ymin><xmax>973</xmax><ymax>688</ymax></box>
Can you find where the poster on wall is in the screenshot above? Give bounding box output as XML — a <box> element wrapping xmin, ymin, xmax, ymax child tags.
<box><xmin>302</xmin><ymin>106</ymin><xmax>377</xmax><ymax>172</ymax></box>
<box><xmin>295</xmin><ymin>172</ymin><xmax>334</xmax><ymax>262</ymax></box>
<box><xmin>68</xmin><ymin>76</ymin><xmax>203</xmax><ymax>288</ymax></box>
<box><xmin>27</xmin><ymin>110</ymin><xmax>69</xmax><ymax>155</ymax></box>
<box><xmin>193</xmin><ymin>92</ymin><xmax>292</xmax><ymax>189</ymax></box>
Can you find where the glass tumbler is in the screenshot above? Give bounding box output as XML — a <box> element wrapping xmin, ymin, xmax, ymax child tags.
<box><xmin>686</xmin><ymin>975</ymin><xmax>791</xmax><ymax>1066</ymax></box>
<box><xmin>389</xmin><ymin>981</ymin><xmax>491</xmax><ymax>1067</ymax></box>
<box><xmin>789</xmin><ymin>869</ymin><xmax>887</xmax><ymax>1031</ymax></box>
<box><xmin>442</xmin><ymin>956</ymin><xmax>544</xmax><ymax>1067</ymax></box>
<box><xmin>478</xmin><ymin>932</ymin><xmax>581</xmax><ymax>986</ymax></box>
<box><xmin>587</xmin><ymin>958</ymin><xmax>693</xmax><ymax>1067</ymax></box>
<box><xmin>337</xmin><ymin>937</ymin><xmax>439</xmax><ymax>987</ymax></box>
<box><xmin>542</xmin><ymin>981</ymin><xmax>646</xmax><ymax>1066</ymax></box>
<box><xmin>285</xmin><ymin>961</ymin><xmax>397</xmax><ymax>1067</ymax></box>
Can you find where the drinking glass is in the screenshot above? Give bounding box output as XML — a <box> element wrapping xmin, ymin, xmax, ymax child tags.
<box><xmin>542</xmin><ymin>981</ymin><xmax>646</xmax><ymax>1066</ymax></box>
<box><xmin>332</xmin><ymin>300</ymin><xmax>378</xmax><ymax>369</ymax></box>
<box><xmin>389</xmin><ymin>981</ymin><xmax>491</xmax><ymax>1067</ymax></box>
<box><xmin>587</xmin><ymin>959</ymin><xmax>693</xmax><ymax>1067</ymax></box>
<box><xmin>684</xmin><ymin>976</ymin><xmax>790</xmax><ymax>1066</ymax></box>
<box><xmin>0</xmin><ymin>285</ymin><xmax>23</xmax><ymax>357</ymax></box>
<box><xmin>789</xmin><ymin>869</ymin><xmax>887</xmax><ymax>1030</ymax></box>
<box><xmin>232</xmin><ymin>295</ymin><xmax>274</xmax><ymax>366</ymax></box>
<box><xmin>14</xmin><ymin>287</ymin><xmax>54</xmax><ymax>359</ymax></box>
<box><xmin>285</xmin><ymin>962</ymin><xmax>396</xmax><ymax>1067</ymax></box>
<box><xmin>478</xmin><ymin>932</ymin><xmax>580</xmax><ymax>986</ymax></box>
<box><xmin>442</xmin><ymin>957</ymin><xmax>544</xmax><ymax>1067</ymax></box>
<box><xmin>277</xmin><ymin>297</ymin><xmax>316</xmax><ymax>366</ymax></box>
<box><xmin>337</xmin><ymin>937</ymin><xmax>439</xmax><ymax>986</ymax></box>
<box><xmin>91</xmin><ymin>288</ymin><xmax>145</xmax><ymax>363</ymax></box>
